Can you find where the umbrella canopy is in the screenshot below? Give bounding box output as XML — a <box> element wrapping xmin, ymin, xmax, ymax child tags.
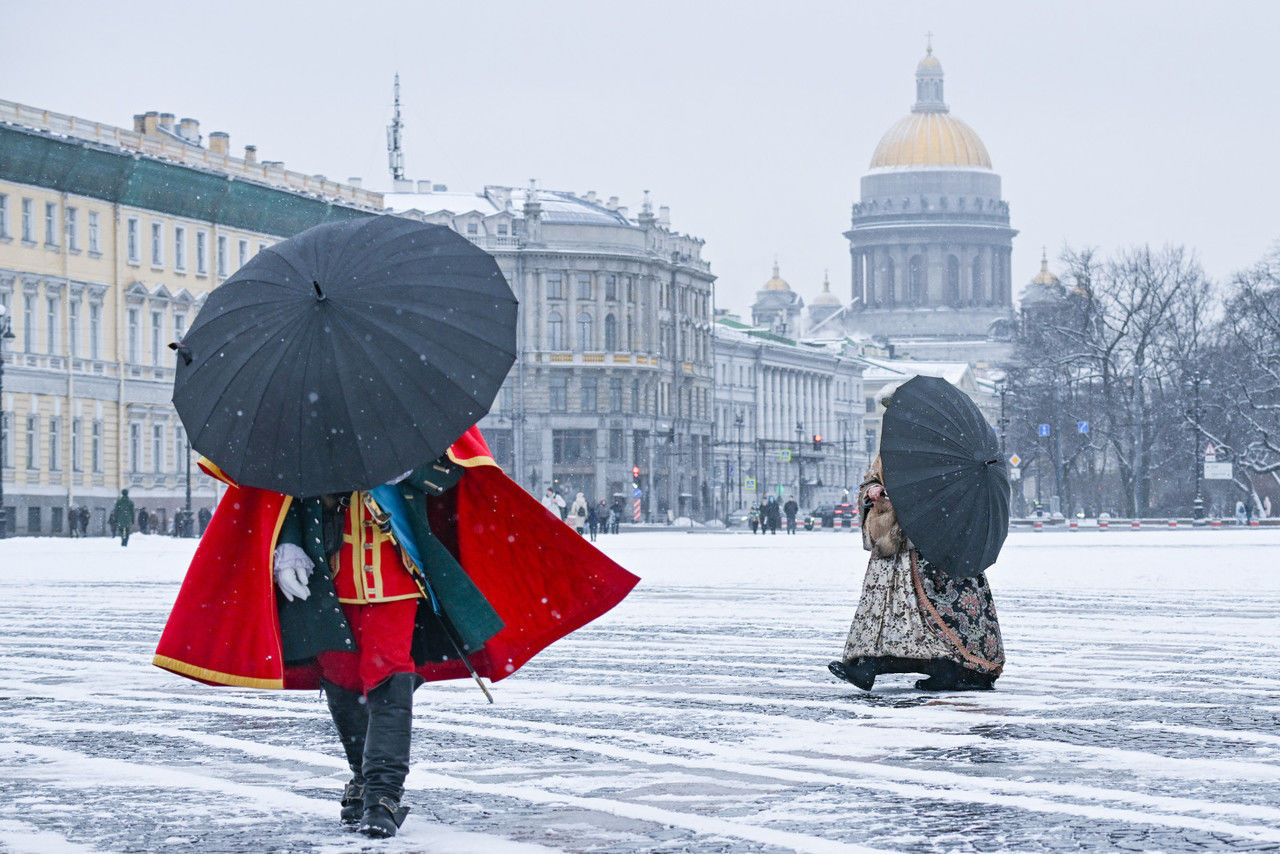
<box><xmin>880</xmin><ymin>375</ymin><xmax>1009</xmax><ymax>577</ymax></box>
<box><xmin>172</xmin><ymin>214</ymin><xmax>517</xmax><ymax>496</ymax></box>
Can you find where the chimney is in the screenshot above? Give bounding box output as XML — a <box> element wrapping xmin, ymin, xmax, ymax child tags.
<box><xmin>178</xmin><ymin>117</ymin><xmax>200</xmax><ymax>144</ymax></box>
<box><xmin>159</xmin><ymin>112</ymin><xmax>175</xmax><ymax>131</ymax></box>
<box><xmin>133</xmin><ymin>114</ymin><xmax>146</xmax><ymax>133</ymax></box>
<box><xmin>143</xmin><ymin>111</ymin><xmax>160</xmax><ymax>135</ymax></box>
<box><xmin>416</xmin><ymin>179</ymin><xmax>432</xmax><ymax>193</ymax></box>
<box><xmin>585</xmin><ymin>191</ymin><xmax>597</xmax><ymax>203</ymax></box>
<box><xmin>347</xmin><ymin>177</ymin><xmax>362</xmax><ymax>188</ymax></box>
<box><xmin>658</xmin><ymin>205</ymin><xmax>671</xmax><ymax>227</ymax></box>
<box><xmin>606</xmin><ymin>196</ymin><xmax>619</xmax><ymax>210</ymax></box>
<box><xmin>208</xmin><ymin>132</ymin><xmax>229</xmax><ymax>155</ymax></box>
<box><xmin>244</xmin><ymin>145</ymin><xmax>257</xmax><ymax>164</ymax></box>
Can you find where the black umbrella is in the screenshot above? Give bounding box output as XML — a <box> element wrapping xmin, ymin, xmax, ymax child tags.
<box><xmin>880</xmin><ymin>375</ymin><xmax>1009</xmax><ymax>577</ymax></box>
<box><xmin>172</xmin><ymin>214</ymin><xmax>517</xmax><ymax>496</ymax></box>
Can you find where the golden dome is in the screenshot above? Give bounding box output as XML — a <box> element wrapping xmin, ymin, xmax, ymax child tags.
<box><xmin>869</xmin><ymin>111</ymin><xmax>991</xmax><ymax>170</ymax></box>
<box><xmin>762</xmin><ymin>260</ymin><xmax>791</xmax><ymax>291</ymax></box>
<box><xmin>812</xmin><ymin>271</ymin><xmax>841</xmax><ymax>305</ymax></box>
<box><xmin>1031</xmin><ymin>249</ymin><xmax>1060</xmax><ymax>285</ymax></box>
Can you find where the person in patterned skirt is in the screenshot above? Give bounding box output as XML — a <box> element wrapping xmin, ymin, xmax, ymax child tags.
<box><xmin>828</xmin><ymin>453</ymin><xmax>1004</xmax><ymax>691</ymax></box>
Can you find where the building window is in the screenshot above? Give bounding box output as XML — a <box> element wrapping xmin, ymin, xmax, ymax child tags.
<box><xmin>25</xmin><ymin>414</ymin><xmax>38</xmax><ymax>470</ymax></box>
<box><xmin>546</xmin><ymin>273</ymin><xmax>563</xmax><ymax>300</ymax></box>
<box><xmin>217</xmin><ymin>235</ymin><xmax>228</xmax><ymax>277</ymax></box>
<box><xmin>238</xmin><ymin>238</ymin><xmax>249</xmax><ymax>268</ymax></box>
<box><xmin>609</xmin><ymin>378</ymin><xmax>622</xmax><ymax>413</ymax></box>
<box><xmin>89</xmin><ymin>303</ymin><xmax>101</xmax><ymax>360</ymax></box>
<box><xmin>65</xmin><ymin>207</ymin><xmax>79</xmax><ymax>251</ymax></box>
<box><xmin>44</xmin><ymin>202</ymin><xmax>57</xmax><ymax>246</ymax></box>
<box><xmin>151</xmin><ymin>222</ymin><xmax>164</xmax><ymax>267</ymax></box>
<box><xmin>576</xmin><ymin>274</ymin><xmax>592</xmax><ymax>300</ymax></box>
<box><xmin>1</xmin><ymin>412</ymin><xmax>12</xmax><ymax>472</ymax></box>
<box><xmin>496</xmin><ymin>223</ymin><xmax>508</xmax><ymax>236</ymax></box>
<box><xmin>626</xmin><ymin>276</ymin><xmax>634</xmax><ymax>302</ymax></box>
<box><xmin>576</xmin><ymin>312</ymin><xmax>592</xmax><ymax>351</ymax></box>
<box><xmin>92</xmin><ymin>420</ymin><xmax>103</xmax><ymax>472</ymax></box>
<box><xmin>609</xmin><ymin>428</ymin><xmax>624</xmax><ymax>460</ymax></box>
<box><xmin>466</xmin><ymin>221</ymin><xmax>479</xmax><ymax>236</ymax></box>
<box><xmin>49</xmin><ymin>418</ymin><xmax>61</xmax><ymax>471</ymax></box>
<box><xmin>46</xmin><ymin>296</ymin><xmax>60</xmax><ymax>355</ymax></box>
<box><xmin>21</xmin><ymin>198</ymin><xmax>34</xmax><ymax>243</ymax></box>
<box><xmin>22</xmin><ymin>294</ymin><xmax>34</xmax><ymax>353</ymax></box>
<box><xmin>72</xmin><ymin>418</ymin><xmax>83</xmax><ymax>472</ymax></box>
<box><xmin>865</xmin><ymin>396</ymin><xmax>876</xmax><ymax>413</ymax></box>
<box><xmin>581</xmin><ymin>377</ymin><xmax>597</xmax><ymax>412</ymax></box>
<box><xmin>605</xmin><ymin>275</ymin><xmax>617</xmax><ymax>300</ymax></box>
<box><xmin>196</xmin><ymin>231</ymin><xmax>208</xmax><ymax>275</ymax></box>
<box><xmin>0</xmin><ymin>193</ymin><xmax>8</xmax><ymax>238</ymax></box>
<box><xmin>68</xmin><ymin>299</ymin><xmax>80</xmax><ymax>358</ymax></box>
<box><xmin>547</xmin><ymin>311</ymin><xmax>564</xmax><ymax>350</ymax></box>
<box><xmin>88</xmin><ymin>211</ymin><xmax>100</xmax><ymax>254</ymax></box>
<box><xmin>631</xmin><ymin>378</ymin><xmax>640</xmax><ymax>413</ymax></box>
<box><xmin>552</xmin><ymin>429</ymin><xmax>594</xmax><ymax>465</ymax></box>
<box><xmin>549</xmin><ymin>374</ymin><xmax>567</xmax><ymax>412</ymax></box>
<box><xmin>153</xmin><ymin>424</ymin><xmax>164</xmax><ymax>473</ymax></box>
<box><xmin>151</xmin><ymin>310</ymin><xmax>163</xmax><ymax>365</ymax></box>
<box><xmin>257</xmin><ymin>241</ymin><xmax>267</xmax><ymax>255</ymax></box>
<box><xmin>865</xmin><ymin>427</ymin><xmax>878</xmax><ymax>455</ymax></box>
<box><xmin>129</xmin><ymin>422</ymin><xmax>141</xmax><ymax>472</ymax></box>
<box><xmin>174</xmin><ymin>312</ymin><xmax>186</xmax><ymax>343</ymax></box>
<box><xmin>126</xmin><ymin>217</ymin><xmax>140</xmax><ymax>263</ymax></box>
<box><xmin>127</xmin><ymin>308</ymin><xmax>140</xmax><ymax>364</ymax></box>
<box><xmin>604</xmin><ymin>314</ymin><xmax>618</xmax><ymax>351</ymax></box>
<box><xmin>174</xmin><ymin>226</ymin><xmax>187</xmax><ymax>271</ymax></box>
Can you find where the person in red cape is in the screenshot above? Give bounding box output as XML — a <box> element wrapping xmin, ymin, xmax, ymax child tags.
<box><xmin>154</xmin><ymin>427</ymin><xmax>638</xmax><ymax>838</ymax></box>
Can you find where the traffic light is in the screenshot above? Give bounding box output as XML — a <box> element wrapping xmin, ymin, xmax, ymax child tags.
<box><xmin>632</xmin><ymin>465</ymin><xmax>641</xmax><ymax>488</ymax></box>
<box><xmin>812</xmin><ymin>433</ymin><xmax>823</xmax><ymax>451</ymax></box>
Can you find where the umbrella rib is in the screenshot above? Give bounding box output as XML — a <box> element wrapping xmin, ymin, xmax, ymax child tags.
<box><xmin>320</xmin><ymin>311</ymin><xmax>382</xmax><ymax>488</ymax></box>
<box><xmin>353</xmin><ymin>308</ymin><xmax>515</xmax><ymax>391</ymax></box>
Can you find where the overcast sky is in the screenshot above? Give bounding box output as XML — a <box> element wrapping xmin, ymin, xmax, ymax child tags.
<box><xmin>6</xmin><ymin>1</ymin><xmax>1278</xmax><ymax>315</ymax></box>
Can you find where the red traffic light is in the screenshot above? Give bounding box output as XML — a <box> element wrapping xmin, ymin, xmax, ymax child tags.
<box><xmin>631</xmin><ymin>466</ymin><xmax>641</xmax><ymax>478</ymax></box>
<box><xmin>813</xmin><ymin>434</ymin><xmax>822</xmax><ymax>443</ymax></box>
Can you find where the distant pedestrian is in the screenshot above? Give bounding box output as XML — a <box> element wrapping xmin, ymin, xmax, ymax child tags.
<box><xmin>541</xmin><ymin>487</ymin><xmax>566</xmax><ymax>520</ymax></box>
<box><xmin>112</xmin><ymin>490</ymin><xmax>135</xmax><ymax>547</ymax></box>
<box><xmin>78</xmin><ymin>505</ymin><xmax>91</xmax><ymax>537</ymax></box>
<box><xmin>68</xmin><ymin>505</ymin><xmax>80</xmax><ymax>537</ymax></box>
<box><xmin>587</xmin><ymin>502</ymin><xmax>600</xmax><ymax>542</ymax></box>
<box><xmin>1245</xmin><ymin>498</ymin><xmax>1254</xmax><ymax>525</ymax></box>
<box><xmin>1235</xmin><ymin>500</ymin><xmax>1247</xmax><ymax>526</ymax></box>
<box><xmin>764</xmin><ymin>497</ymin><xmax>781</xmax><ymax>535</ymax></box>
<box><xmin>198</xmin><ymin>506</ymin><xmax>212</xmax><ymax>534</ymax></box>
<box><xmin>569</xmin><ymin>492</ymin><xmax>589</xmax><ymax>534</ymax></box>
<box><xmin>783</xmin><ymin>497</ymin><xmax>798</xmax><ymax>535</ymax></box>
<box><xmin>748</xmin><ymin>506</ymin><xmax>760</xmax><ymax>534</ymax></box>
<box><xmin>610</xmin><ymin>499</ymin><xmax>622</xmax><ymax>534</ymax></box>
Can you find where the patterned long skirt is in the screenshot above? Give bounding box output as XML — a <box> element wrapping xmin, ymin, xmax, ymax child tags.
<box><xmin>842</xmin><ymin>548</ymin><xmax>1004</xmax><ymax>676</ymax></box>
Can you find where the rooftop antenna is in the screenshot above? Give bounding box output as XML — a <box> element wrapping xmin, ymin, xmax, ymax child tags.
<box><xmin>387</xmin><ymin>72</ymin><xmax>405</xmax><ymax>182</ymax></box>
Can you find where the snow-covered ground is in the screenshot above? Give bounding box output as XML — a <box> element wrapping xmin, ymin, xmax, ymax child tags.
<box><xmin>1</xmin><ymin>529</ymin><xmax>1278</xmax><ymax>853</ymax></box>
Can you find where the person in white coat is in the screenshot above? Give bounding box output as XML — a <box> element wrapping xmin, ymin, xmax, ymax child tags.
<box><xmin>541</xmin><ymin>487</ymin><xmax>566</xmax><ymax>520</ymax></box>
<box><xmin>568</xmin><ymin>492</ymin><xmax>589</xmax><ymax>534</ymax></box>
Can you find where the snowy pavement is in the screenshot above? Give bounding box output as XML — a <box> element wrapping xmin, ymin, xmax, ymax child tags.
<box><xmin>1</xmin><ymin>529</ymin><xmax>1279</xmax><ymax>853</ymax></box>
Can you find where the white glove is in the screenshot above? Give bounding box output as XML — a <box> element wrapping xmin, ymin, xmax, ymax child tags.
<box><xmin>273</xmin><ymin>542</ymin><xmax>313</xmax><ymax>601</ymax></box>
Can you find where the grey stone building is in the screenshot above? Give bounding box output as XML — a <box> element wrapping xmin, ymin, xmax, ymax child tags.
<box><xmin>712</xmin><ymin>313</ymin><xmax>865</xmax><ymax>517</ymax></box>
<box><xmin>840</xmin><ymin>45</ymin><xmax>1018</xmax><ymax>346</ymax></box>
<box><xmin>389</xmin><ymin>185</ymin><xmax>716</xmax><ymax>521</ymax></box>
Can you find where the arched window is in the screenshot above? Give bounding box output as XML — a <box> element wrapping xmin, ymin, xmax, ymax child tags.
<box><xmin>945</xmin><ymin>255</ymin><xmax>960</xmax><ymax>306</ymax></box>
<box><xmin>908</xmin><ymin>254</ymin><xmax>926</xmax><ymax>306</ymax></box>
<box><xmin>547</xmin><ymin>311</ymin><xmax>564</xmax><ymax>350</ymax></box>
<box><xmin>604</xmin><ymin>313</ymin><xmax>618</xmax><ymax>351</ymax></box>
<box><xmin>971</xmin><ymin>255</ymin><xmax>985</xmax><ymax>305</ymax></box>
<box><xmin>576</xmin><ymin>312</ymin><xmax>592</xmax><ymax>351</ymax></box>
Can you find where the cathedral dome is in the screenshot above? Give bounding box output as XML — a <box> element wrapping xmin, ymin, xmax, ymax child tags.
<box><xmin>869</xmin><ymin>112</ymin><xmax>991</xmax><ymax>170</ymax></box>
<box><xmin>812</xmin><ymin>273</ymin><xmax>840</xmax><ymax>306</ymax></box>
<box><xmin>1031</xmin><ymin>250</ymin><xmax>1060</xmax><ymax>286</ymax></box>
<box><xmin>762</xmin><ymin>261</ymin><xmax>791</xmax><ymax>291</ymax></box>
<box><xmin>869</xmin><ymin>46</ymin><xmax>992</xmax><ymax>171</ymax></box>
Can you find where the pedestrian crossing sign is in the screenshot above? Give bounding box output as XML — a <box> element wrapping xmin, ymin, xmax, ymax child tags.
<box><xmin>744</xmin><ymin>478</ymin><xmax>756</xmax><ymax>491</ymax></box>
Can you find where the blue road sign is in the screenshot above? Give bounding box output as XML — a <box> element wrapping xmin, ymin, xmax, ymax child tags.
<box><xmin>1038</xmin><ymin>423</ymin><xmax>1051</xmax><ymax>438</ymax></box>
<box><xmin>632</xmin><ymin>488</ymin><xmax>643</xmax><ymax>498</ymax></box>
<box><xmin>1078</xmin><ymin>420</ymin><xmax>1090</xmax><ymax>434</ymax></box>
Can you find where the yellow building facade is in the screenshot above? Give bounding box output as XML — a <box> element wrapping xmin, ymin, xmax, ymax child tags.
<box><xmin>0</xmin><ymin>101</ymin><xmax>381</xmax><ymax>535</ymax></box>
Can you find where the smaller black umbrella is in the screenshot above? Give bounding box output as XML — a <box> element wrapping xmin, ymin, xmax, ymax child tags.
<box><xmin>880</xmin><ymin>375</ymin><xmax>1009</xmax><ymax>577</ymax></box>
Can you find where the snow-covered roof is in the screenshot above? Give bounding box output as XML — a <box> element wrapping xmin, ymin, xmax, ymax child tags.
<box><xmin>859</xmin><ymin>356</ymin><xmax>971</xmax><ymax>386</ymax></box>
<box><xmin>385</xmin><ymin>186</ymin><xmax>635</xmax><ymax>228</ymax></box>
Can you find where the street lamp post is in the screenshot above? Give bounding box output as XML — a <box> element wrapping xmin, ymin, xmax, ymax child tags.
<box><xmin>734</xmin><ymin>411</ymin><xmax>744</xmax><ymax>510</ymax></box>
<box><xmin>794</xmin><ymin>421</ymin><xmax>805</xmax><ymax>506</ymax></box>
<box><xmin>0</xmin><ymin>303</ymin><xmax>13</xmax><ymax>538</ymax></box>
<box><xmin>1186</xmin><ymin>370</ymin><xmax>1208</xmax><ymax>522</ymax></box>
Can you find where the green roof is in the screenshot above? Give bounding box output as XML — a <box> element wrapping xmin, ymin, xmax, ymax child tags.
<box><xmin>0</xmin><ymin>123</ymin><xmax>375</xmax><ymax>236</ymax></box>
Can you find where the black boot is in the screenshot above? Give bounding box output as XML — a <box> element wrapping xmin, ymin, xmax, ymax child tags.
<box><xmin>915</xmin><ymin>659</ymin><xmax>996</xmax><ymax>691</ymax></box>
<box><xmin>828</xmin><ymin>657</ymin><xmax>877</xmax><ymax>691</ymax></box>
<box><xmin>321</xmin><ymin>679</ymin><xmax>368</xmax><ymax>826</ymax></box>
<box><xmin>358</xmin><ymin>672</ymin><xmax>416</xmax><ymax>838</ymax></box>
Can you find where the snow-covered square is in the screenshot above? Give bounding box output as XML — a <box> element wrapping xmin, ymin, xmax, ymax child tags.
<box><xmin>1</xmin><ymin>529</ymin><xmax>1278</xmax><ymax>853</ymax></box>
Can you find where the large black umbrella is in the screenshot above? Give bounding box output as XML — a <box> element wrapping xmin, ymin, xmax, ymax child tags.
<box><xmin>172</xmin><ymin>214</ymin><xmax>517</xmax><ymax>496</ymax></box>
<box><xmin>880</xmin><ymin>375</ymin><xmax>1009</xmax><ymax>577</ymax></box>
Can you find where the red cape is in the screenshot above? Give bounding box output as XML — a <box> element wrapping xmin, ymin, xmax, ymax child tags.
<box><xmin>154</xmin><ymin>428</ymin><xmax>639</xmax><ymax>689</ymax></box>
